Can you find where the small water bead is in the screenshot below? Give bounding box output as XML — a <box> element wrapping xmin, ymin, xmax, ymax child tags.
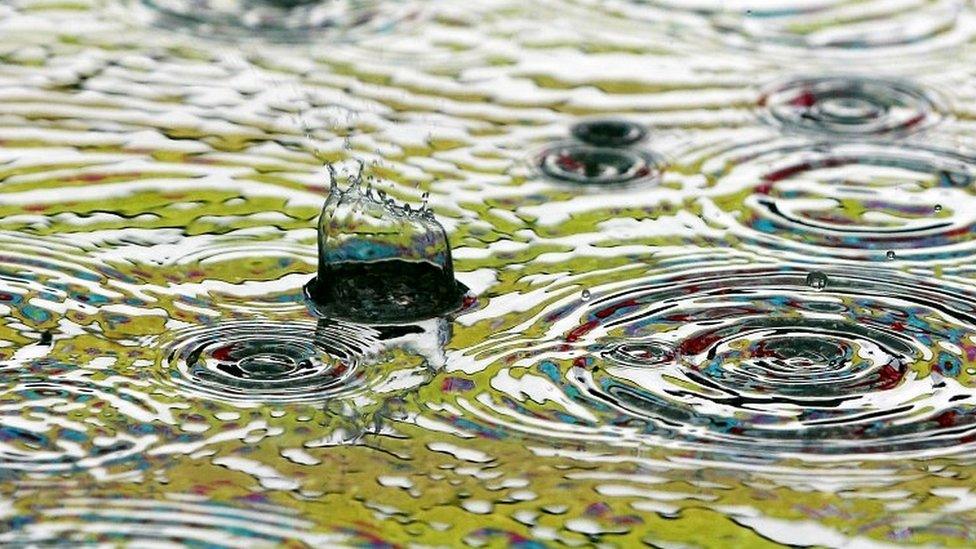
<box><xmin>570</xmin><ymin>119</ymin><xmax>647</xmax><ymax>147</ymax></box>
<box><xmin>580</xmin><ymin>289</ymin><xmax>591</xmax><ymax>301</ymax></box>
<box><xmin>935</xmin><ymin>204</ymin><xmax>943</xmax><ymax>213</ymax></box>
<box><xmin>816</xmin><ymin>96</ymin><xmax>884</xmax><ymax>122</ymax></box>
<box><xmin>886</xmin><ymin>250</ymin><xmax>897</xmax><ymax>260</ymax></box>
<box><xmin>236</xmin><ymin>351</ymin><xmax>303</xmax><ymax>377</ymax></box>
<box><xmin>805</xmin><ymin>271</ymin><xmax>828</xmax><ymax>291</ymax></box>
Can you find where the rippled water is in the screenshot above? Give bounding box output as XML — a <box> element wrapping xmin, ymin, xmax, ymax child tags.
<box><xmin>3</xmin><ymin>0</ymin><xmax>976</xmax><ymax>546</ymax></box>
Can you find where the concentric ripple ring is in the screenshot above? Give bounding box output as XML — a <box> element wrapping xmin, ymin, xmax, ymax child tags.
<box><xmin>702</xmin><ymin>140</ymin><xmax>976</xmax><ymax>263</ymax></box>
<box><xmin>447</xmin><ymin>265</ymin><xmax>976</xmax><ymax>461</ymax></box>
<box><xmin>758</xmin><ymin>76</ymin><xmax>945</xmax><ymax>137</ymax></box>
<box><xmin>155</xmin><ymin>320</ymin><xmax>374</xmax><ymax>405</ymax></box>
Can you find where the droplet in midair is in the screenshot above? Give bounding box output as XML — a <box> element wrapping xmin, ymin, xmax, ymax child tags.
<box><xmin>886</xmin><ymin>250</ymin><xmax>896</xmax><ymax>261</ymax></box>
<box><xmin>581</xmin><ymin>289</ymin><xmax>591</xmax><ymax>302</ymax></box>
<box><xmin>805</xmin><ymin>271</ymin><xmax>828</xmax><ymax>291</ymax></box>
<box><xmin>934</xmin><ymin>204</ymin><xmax>943</xmax><ymax>213</ymax></box>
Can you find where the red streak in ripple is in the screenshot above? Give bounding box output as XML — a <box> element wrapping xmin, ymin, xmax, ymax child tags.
<box><xmin>210</xmin><ymin>344</ymin><xmax>233</xmax><ymax>362</ymax></box>
<box><xmin>763</xmin><ymin>157</ymin><xmax>849</xmax><ymax>183</ymax></box>
<box><xmin>566</xmin><ymin>320</ymin><xmax>598</xmax><ymax>343</ymax></box>
<box><xmin>875</xmin><ymin>363</ymin><xmax>905</xmax><ymax>390</ymax></box>
<box><xmin>680</xmin><ymin>331</ymin><xmax>722</xmax><ymax>356</ymax></box>
<box><xmin>935</xmin><ymin>410</ymin><xmax>958</xmax><ymax>428</ymax></box>
<box><xmin>790</xmin><ymin>90</ymin><xmax>817</xmax><ymax>108</ymax></box>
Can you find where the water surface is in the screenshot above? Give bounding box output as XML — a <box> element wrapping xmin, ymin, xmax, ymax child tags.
<box><xmin>2</xmin><ymin>0</ymin><xmax>976</xmax><ymax>546</ymax></box>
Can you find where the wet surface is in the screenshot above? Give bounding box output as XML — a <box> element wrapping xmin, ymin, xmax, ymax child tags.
<box><xmin>3</xmin><ymin>0</ymin><xmax>976</xmax><ymax>546</ymax></box>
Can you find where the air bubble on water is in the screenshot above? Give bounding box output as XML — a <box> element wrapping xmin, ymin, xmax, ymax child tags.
<box><xmin>805</xmin><ymin>271</ymin><xmax>828</xmax><ymax>291</ymax></box>
<box><xmin>886</xmin><ymin>250</ymin><xmax>896</xmax><ymax>261</ymax></box>
<box><xmin>581</xmin><ymin>289</ymin><xmax>591</xmax><ymax>301</ymax></box>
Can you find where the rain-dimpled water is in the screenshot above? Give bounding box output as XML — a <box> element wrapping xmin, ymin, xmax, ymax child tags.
<box><xmin>3</xmin><ymin>0</ymin><xmax>976</xmax><ymax>546</ymax></box>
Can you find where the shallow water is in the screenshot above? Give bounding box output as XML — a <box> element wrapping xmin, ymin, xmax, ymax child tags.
<box><xmin>3</xmin><ymin>0</ymin><xmax>976</xmax><ymax>546</ymax></box>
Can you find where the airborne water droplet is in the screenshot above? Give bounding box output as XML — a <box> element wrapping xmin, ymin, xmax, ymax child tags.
<box><xmin>886</xmin><ymin>250</ymin><xmax>896</xmax><ymax>261</ymax></box>
<box><xmin>805</xmin><ymin>271</ymin><xmax>828</xmax><ymax>291</ymax></box>
<box><xmin>934</xmin><ymin>204</ymin><xmax>943</xmax><ymax>213</ymax></box>
<box><xmin>581</xmin><ymin>289</ymin><xmax>591</xmax><ymax>301</ymax></box>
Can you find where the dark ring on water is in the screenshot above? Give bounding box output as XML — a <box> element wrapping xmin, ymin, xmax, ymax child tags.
<box><xmin>303</xmin><ymin>277</ymin><xmax>470</xmax><ymax>324</ymax></box>
<box><xmin>534</xmin><ymin>143</ymin><xmax>663</xmax><ymax>187</ymax></box>
<box><xmin>571</xmin><ymin>119</ymin><xmax>647</xmax><ymax>147</ymax></box>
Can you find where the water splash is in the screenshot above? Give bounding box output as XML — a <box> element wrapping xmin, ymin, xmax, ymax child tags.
<box><xmin>305</xmin><ymin>164</ymin><xmax>467</xmax><ymax>323</ymax></box>
<box><xmin>7</xmin><ymin>0</ymin><xmax>976</xmax><ymax>544</ymax></box>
